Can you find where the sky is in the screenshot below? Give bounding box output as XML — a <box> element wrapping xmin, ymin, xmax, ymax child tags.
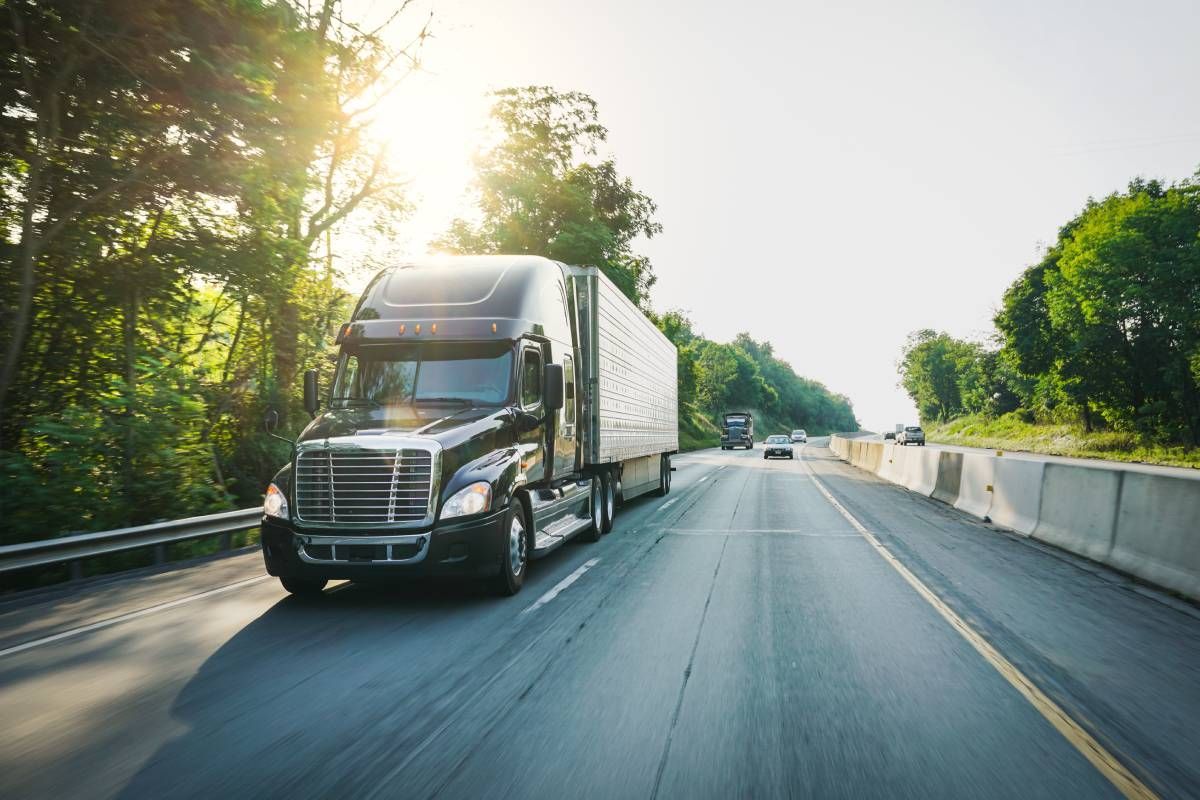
<box><xmin>351</xmin><ymin>0</ymin><xmax>1200</xmax><ymax>432</ymax></box>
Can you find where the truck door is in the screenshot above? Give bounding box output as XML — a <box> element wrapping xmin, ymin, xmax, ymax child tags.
<box><xmin>551</xmin><ymin>353</ymin><xmax>577</xmax><ymax>478</ymax></box>
<box><xmin>517</xmin><ymin>343</ymin><xmax>547</xmax><ymax>484</ymax></box>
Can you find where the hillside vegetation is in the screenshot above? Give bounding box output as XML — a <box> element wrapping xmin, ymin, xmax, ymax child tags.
<box><xmin>657</xmin><ymin>313</ymin><xmax>857</xmax><ymax>451</ymax></box>
<box><xmin>899</xmin><ymin>173</ymin><xmax>1200</xmax><ymax>468</ymax></box>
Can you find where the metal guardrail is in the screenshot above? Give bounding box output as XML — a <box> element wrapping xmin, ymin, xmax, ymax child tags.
<box><xmin>0</xmin><ymin>508</ymin><xmax>262</xmax><ymax>576</ymax></box>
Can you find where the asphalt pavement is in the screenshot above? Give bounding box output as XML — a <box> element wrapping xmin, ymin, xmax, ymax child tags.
<box><xmin>2</xmin><ymin>439</ymin><xmax>1198</xmax><ymax>799</ymax></box>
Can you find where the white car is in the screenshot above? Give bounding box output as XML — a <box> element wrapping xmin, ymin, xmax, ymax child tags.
<box><xmin>790</xmin><ymin>429</ymin><xmax>807</xmax><ymax>443</ymax></box>
<box><xmin>764</xmin><ymin>435</ymin><xmax>795</xmax><ymax>459</ymax></box>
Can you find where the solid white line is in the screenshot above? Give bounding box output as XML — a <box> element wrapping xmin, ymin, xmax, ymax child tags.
<box><xmin>520</xmin><ymin>558</ymin><xmax>600</xmax><ymax>615</ymax></box>
<box><xmin>797</xmin><ymin>446</ymin><xmax>1157</xmax><ymax>800</ymax></box>
<box><xmin>0</xmin><ymin>574</ymin><xmax>273</xmax><ymax>659</ymax></box>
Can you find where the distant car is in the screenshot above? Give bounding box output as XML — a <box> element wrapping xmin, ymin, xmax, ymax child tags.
<box><xmin>897</xmin><ymin>426</ymin><xmax>925</xmax><ymax>446</ymax></box>
<box><xmin>764</xmin><ymin>435</ymin><xmax>794</xmax><ymax>459</ymax></box>
<box><xmin>790</xmin><ymin>429</ymin><xmax>807</xmax><ymax>443</ymax></box>
<box><xmin>883</xmin><ymin>430</ymin><xmax>896</xmax><ymax>441</ymax></box>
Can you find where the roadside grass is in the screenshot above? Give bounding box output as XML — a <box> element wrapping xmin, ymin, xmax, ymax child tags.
<box><xmin>679</xmin><ymin>403</ymin><xmax>720</xmax><ymax>452</ymax></box>
<box><xmin>927</xmin><ymin>413</ymin><xmax>1200</xmax><ymax>470</ymax></box>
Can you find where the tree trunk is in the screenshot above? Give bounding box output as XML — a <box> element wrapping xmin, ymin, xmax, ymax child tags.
<box><xmin>120</xmin><ymin>276</ymin><xmax>141</xmax><ymax>523</ymax></box>
<box><xmin>0</xmin><ymin>158</ymin><xmax>44</xmax><ymax>443</ymax></box>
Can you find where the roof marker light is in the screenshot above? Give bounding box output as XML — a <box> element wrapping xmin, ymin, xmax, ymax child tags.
<box><xmin>431</xmin><ymin>323</ymin><xmax>437</xmax><ymax>334</ymax></box>
<box><xmin>414</xmin><ymin>324</ymin><xmax>421</xmax><ymax>334</ymax></box>
<box><xmin>399</xmin><ymin>323</ymin><xmax>406</xmax><ymax>334</ymax></box>
<box><xmin>492</xmin><ymin>322</ymin><xmax>497</xmax><ymax>334</ymax></box>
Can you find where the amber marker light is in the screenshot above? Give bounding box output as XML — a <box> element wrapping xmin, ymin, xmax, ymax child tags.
<box><xmin>399</xmin><ymin>323</ymin><xmax>406</xmax><ymax>334</ymax></box>
<box><xmin>491</xmin><ymin>322</ymin><xmax>497</xmax><ymax>334</ymax></box>
<box><xmin>431</xmin><ymin>323</ymin><xmax>437</xmax><ymax>334</ymax></box>
<box><xmin>414</xmin><ymin>324</ymin><xmax>421</xmax><ymax>334</ymax></box>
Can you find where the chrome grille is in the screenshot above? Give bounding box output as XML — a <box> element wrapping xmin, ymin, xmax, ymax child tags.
<box><xmin>295</xmin><ymin>447</ymin><xmax>433</xmax><ymax>525</ymax></box>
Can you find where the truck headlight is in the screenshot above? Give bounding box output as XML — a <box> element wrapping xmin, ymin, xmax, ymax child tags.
<box><xmin>263</xmin><ymin>483</ymin><xmax>289</xmax><ymax>519</ymax></box>
<box><xmin>441</xmin><ymin>482</ymin><xmax>492</xmax><ymax>519</ymax></box>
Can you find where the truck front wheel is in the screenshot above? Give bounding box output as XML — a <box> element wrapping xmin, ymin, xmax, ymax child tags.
<box><xmin>493</xmin><ymin>501</ymin><xmax>529</xmax><ymax>596</ymax></box>
<box><xmin>280</xmin><ymin>576</ymin><xmax>327</xmax><ymax>597</ymax></box>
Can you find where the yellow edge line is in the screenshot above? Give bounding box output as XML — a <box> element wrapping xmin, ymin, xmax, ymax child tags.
<box><xmin>800</xmin><ymin>448</ymin><xmax>1158</xmax><ymax>800</ymax></box>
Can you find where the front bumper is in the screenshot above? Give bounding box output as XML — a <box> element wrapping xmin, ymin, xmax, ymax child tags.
<box><xmin>261</xmin><ymin>506</ymin><xmax>509</xmax><ymax>580</ymax></box>
<box><xmin>765</xmin><ymin>448</ymin><xmax>793</xmax><ymax>457</ymax></box>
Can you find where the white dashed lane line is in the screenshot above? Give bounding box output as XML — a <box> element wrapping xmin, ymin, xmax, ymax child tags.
<box><xmin>520</xmin><ymin>558</ymin><xmax>601</xmax><ymax>615</ymax></box>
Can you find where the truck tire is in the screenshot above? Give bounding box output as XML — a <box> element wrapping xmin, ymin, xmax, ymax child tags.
<box><xmin>280</xmin><ymin>576</ymin><xmax>327</xmax><ymax>597</ymax></box>
<box><xmin>601</xmin><ymin>472</ymin><xmax>616</xmax><ymax>533</ymax></box>
<box><xmin>493</xmin><ymin>501</ymin><xmax>529</xmax><ymax>596</ymax></box>
<box><xmin>581</xmin><ymin>477</ymin><xmax>603</xmax><ymax>542</ymax></box>
<box><xmin>653</xmin><ymin>455</ymin><xmax>671</xmax><ymax>497</ymax></box>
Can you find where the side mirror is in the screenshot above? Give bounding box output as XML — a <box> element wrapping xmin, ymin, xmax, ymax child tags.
<box><xmin>264</xmin><ymin>408</ymin><xmax>280</xmax><ymax>433</ymax></box>
<box><xmin>543</xmin><ymin>363</ymin><xmax>564</xmax><ymax>411</ymax></box>
<box><xmin>303</xmin><ymin>369</ymin><xmax>319</xmax><ymax>418</ymax></box>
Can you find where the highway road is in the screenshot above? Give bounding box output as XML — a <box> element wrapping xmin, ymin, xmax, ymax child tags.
<box><xmin>2</xmin><ymin>439</ymin><xmax>1199</xmax><ymax>799</ymax></box>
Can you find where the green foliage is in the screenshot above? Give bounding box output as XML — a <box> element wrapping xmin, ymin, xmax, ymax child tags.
<box><xmin>994</xmin><ymin>174</ymin><xmax>1200</xmax><ymax>442</ymax></box>
<box><xmin>655</xmin><ymin>312</ymin><xmax>857</xmax><ymax>438</ymax></box>
<box><xmin>0</xmin><ymin>0</ymin><xmax>415</xmax><ymax>553</ymax></box>
<box><xmin>926</xmin><ymin>412</ymin><xmax>1200</xmax><ymax>470</ymax></box>
<box><xmin>903</xmin><ymin>171</ymin><xmax>1200</xmax><ymax>458</ymax></box>
<box><xmin>1</xmin><ymin>355</ymin><xmax>231</xmax><ymax>545</ymax></box>
<box><xmin>435</xmin><ymin>87</ymin><xmax>661</xmax><ymax>306</ymax></box>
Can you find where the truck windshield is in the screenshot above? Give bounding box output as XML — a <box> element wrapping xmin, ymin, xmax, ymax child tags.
<box><xmin>332</xmin><ymin>342</ymin><xmax>513</xmax><ymax>408</ymax></box>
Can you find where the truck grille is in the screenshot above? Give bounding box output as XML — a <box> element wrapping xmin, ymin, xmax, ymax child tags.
<box><xmin>295</xmin><ymin>448</ymin><xmax>434</xmax><ymax>525</ymax></box>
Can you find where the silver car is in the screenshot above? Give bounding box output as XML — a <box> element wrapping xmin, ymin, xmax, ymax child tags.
<box><xmin>897</xmin><ymin>426</ymin><xmax>926</xmax><ymax>446</ymax></box>
<box><xmin>790</xmin><ymin>429</ymin><xmax>807</xmax><ymax>443</ymax></box>
<box><xmin>764</xmin><ymin>435</ymin><xmax>795</xmax><ymax>459</ymax></box>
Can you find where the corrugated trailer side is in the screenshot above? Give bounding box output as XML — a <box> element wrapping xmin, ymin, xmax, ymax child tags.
<box><xmin>568</xmin><ymin>266</ymin><xmax>678</xmax><ymax>468</ymax></box>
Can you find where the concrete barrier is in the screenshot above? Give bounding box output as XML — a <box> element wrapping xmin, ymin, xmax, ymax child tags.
<box><xmin>864</xmin><ymin>442</ymin><xmax>884</xmax><ymax>473</ymax></box>
<box><xmin>1109</xmin><ymin>472</ymin><xmax>1200</xmax><ymax>600</ymax></box>
<box><xmin>827</xmin><ymin>434</ymin><xmax>1200</xmax><ymax>600</ymax></box>
<box><xmin>953</xmin><ymin>453</ymin><xmax>995</xmax><ymax>520</ymax></box>
<box><xmin>931</xmin><ymin>451</ymin><xmax>963</xmax><ymax>505</ymax></box>
<box><xmin>900</xmin><ymin>446</ymin><xmax>939</xmax><ymax>496</ymax></box>
<box><xmin>877</xmin><ymin>443</ymin><xmax>906</xmax><ymax>483</ymax></box>
<box><xmin>988</xmin><ymin>458</ymin><xmax>1043</xmax><ymax>535</ymax></box>
<box><xmin>1031</xmin><ymin>464</ymin><xmax>1121</xmax><ymax>563</ymax></box>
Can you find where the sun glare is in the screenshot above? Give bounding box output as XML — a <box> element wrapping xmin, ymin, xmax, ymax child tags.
<box><xmin>369</xmin><ymin>71</ymin><xmax>491</xmax><ymax>257</ymax></box>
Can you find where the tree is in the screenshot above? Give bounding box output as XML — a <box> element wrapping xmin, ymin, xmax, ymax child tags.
<box><xmin>0</xmin><ymin>0</ymin><xmax>304</xmax><ymax>439</ymax></box>
<box><xmin>435</xmin><ymin>86</ymin><xmax>662</xmax><ymax>306</ymax></box>
<box><xmin>995</xmin><ymin>174</ymin><xmax>1200</xmax><ymax>440</ymax></box>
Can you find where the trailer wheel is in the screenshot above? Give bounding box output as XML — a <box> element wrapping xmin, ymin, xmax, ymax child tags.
<box><xmin>601</xmin><ymin>472</ymin><xmax>616</xmax><ymax>533</ymax></box>
<box><xmin>653</xmin><ymin>455</ymin><xmax>671</xmax><ymax>497</ymax></box>
<box><xmin>581</xmin><ymin>477</ymin><xmax>603</xmax><ymax>542</ymax></box>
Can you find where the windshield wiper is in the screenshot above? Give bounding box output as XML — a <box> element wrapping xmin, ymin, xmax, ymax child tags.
<box><xmin>413</xmin><ymin>396</ymin><xmax>476</xmax><ymax>407</ymax></box>
<box><xmin>328</xmin><ymin>396</ymin><xmax>381</xmax><ymax>408</ymax></box>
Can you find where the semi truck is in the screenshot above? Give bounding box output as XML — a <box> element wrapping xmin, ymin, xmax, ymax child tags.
<box><xmin>260</xmin><ymin>255</ymin><xmax>678</xmax><ymax>596</ymax></box>
<box><xmin>720</xmin><ymin>412</ymin><xmax>754</xmax><ymax>449</ymax></box>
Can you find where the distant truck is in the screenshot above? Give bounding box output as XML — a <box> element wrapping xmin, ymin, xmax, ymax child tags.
<box><xmin>721</xmin><ymin>412</ymin><xmax>754</xmax><ymax>449</ymax></box>
<box><xmin>260</xmin><ymin>256</ymin><xmax>678</xmax><ymax>597</ymax></box>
